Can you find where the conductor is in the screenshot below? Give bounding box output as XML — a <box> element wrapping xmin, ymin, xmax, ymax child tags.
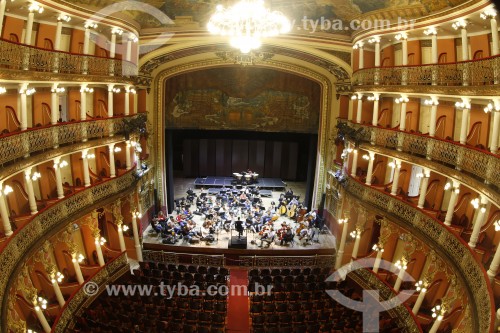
<box><xmin>235</xmin><ymin>219</ymin><xmax>244</xmax><ymax>239</ymax></box>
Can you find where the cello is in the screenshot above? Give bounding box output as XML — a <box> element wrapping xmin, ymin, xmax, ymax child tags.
<box><xmin>287</xmin><ymin>204</ymin><xmax>297</xmax><ymax>219</ymax></box>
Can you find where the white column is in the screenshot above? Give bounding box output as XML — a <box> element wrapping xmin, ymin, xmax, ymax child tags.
<box><xmin>126</xmin><ymin>36</ymin><xmax>133</xmax><ymax>62</ymax></box>
<box><xmin>461</xmin><ymin>27</ymin><xmax>469</xmax><ymax>61</ymax></box>
<box><xmin>373</xmin><ymin>249</ymin><xmax>383</xmax><ymax>273</ymax></box>
<box><xmin>117</xmin><ymin>223</ymin><xmax>126</xmax><ymax>253</ymax></box>
<box><xmin>490</xmin><ymin>110</ymin><xmax>500</xmax><ymax>154</ymax></box>
<box><xmin>110</xmin><ymin>32</ymin><xmax>117</xmax><ymax>58</ymax></box>
<box><xmin>124</xmin><ymin>89</ymin><xmax>130</xmax><ymax>116</ymax></box>
<box><xmin>356</xmin><ymin>95</ymin><xmax>363</xmax><ymax>123</ymax></box>
<box><xmin>487</xmin><ymin>242</ymin><xmax>500</xmax><ymax>281</ymax></box>
<box><xmin>0</xmin><ymin>0</ymin><xmax>7</xmax><ymax>35</ymax></box>
<box><xmin>491</xmin><ymin>17</ymin><xmax>499</xmax><ymax>56</ymax></box>
<box><xmin>82</xmin><ymin>150</ymin><xmax>91</xmax><ymax>187</ymax></box>
<box><xmin>83</xmin><ymin>27</ymin><xmax>91</xmax><ymax>55</ymax></box>
<box><xmin>51</xmin><ymin>279</ymin><xmax>65</xmax><ymax>307</ymax></box>
<box><xmin>429</xmin><ymin>101</ymin><xmax>438</xmax><ymax>137</ymax></box>
<box><xmin>390</xmin><ymin>160</ymin><xmax>402</xmax><ymax>196</ymax></box>
<box><xmin>399</xmin><ymin>100</ymin><xmax>407</xmax><ymax>131</ymax></box>
<box><xmin>401</xmin><ymin>37</ymin><xmax>408</xmax><ymax>85</ymax></box>
<box><xmin>19</xmin><ymin>85</ymin><xmax>28</xmax><ymax>130</ymax></box>
<box><xmin>429</xmin><ymin>317</ymin><xmax>443</xmax><ymax>333</ymax></box>
<box><xmin>351</xmin><ymin>236</ymin><xmax>361</xmax><ymax>261</ymax></box>
<box><xmin>374</xmin><ymin>40</ymin><xmax>381</xmax><ymax>67</ymax></box>
<box><xmin>365</xmin><ymin>152</ymin><xmax>375</xmax><ymax>186</ymax></box>
<box><xmin>412</xmin><ymin>289</ymin><xmax>427</xmax><ymax>314</ymax></box>
<box><xmin>25</xmin><ymin>12</ymin><xmax>35</xmax><ymax>45</ymax></box>
<box><xmin>24</xmin><ymin>169</ymin><xmax>38</xmax><ymax>214</ymax></box>
<box><xmin>72</xmin><ymin>256</ymin><xmax>84</xmax><ymax>284</ymax></box>
<box><xmin>132</xmin><ymin>211</ymin><xmax>143</xmax><ymax>261</ymax></box>
<box><xmin>107</xmin><ymin>85</ymin><xmax>114</xmax><ymax>118</ymax></box>
<box><xmin>95</xmin><ymin>237</ymin><xmax>105</xmax><ymax>266</ymax></box>
<box><xmin>135</xmin><ymin>149</ymin><xmax>141</xmax><ymax>171</ymax></box>
<box><xmin>34</xmin><ymin>307</ymin><xmax>51</xmax><ymax>333</ymax></box>
<box><xmin>350</xmin><ymin>150</ymin><xmax>358</xmax><ymax>177</ymax></box>
<box><xmin>431</xmin><ymin>33</ymin><xmax>438</xmax><ymax>63</ymax></box>
<box><xmin>394</xmin><ymin>264</ymin><xmax>406</xmax><ymax>292</ymax></box>
<box><xmin>54</xmin><ymin>20</ymin><xmax>63</xmax><ymax>51</ymax></box>
<box><xmin>468</xmin><ymin>195</ymin><xmax>488</xmax><ymax>248</ymax></box>
<box><xmin>80</xmin><ymin>85</ymin><xmax>87</xmax><ymax>121</ymax></box>
<box><xmin>51</xmin><ymin>84</ymin><xmax>60</xmax><ymax>125</ymax></box>
<box><xmin>444</xmin><ymin>183</ymin><xmax>460</xmax><ymax>226</ymax></box>
<box><xmin>417</xmin><ymin>172</ymin><xmax>430</xmax><ymax>209</ymax></box>
<box><xmin>459</xmin><ymin>106</ymin><xmax>470</xmax><ymax>145</ymax></box>
<box><xmin>335</xmin><ymin>219</ymin><xmax>349</xmax><ymax>269</ymax></box>
<box><xmin>371</xmin><ymin>95</ymin><xmax>380</xmax><ymax>126</ymax></box>
<box><xmin>126</xmin><ymin>141</ymin><xmax>132</xmax><ymax>170</ymax></box>
<box><xmin>109</xmin><ymin>144</ymin><xmax>116</xmax><ymax>177</ymax></box>
<box><xmin>0</xmin><ymin>183</ymin><xmax>12</xmax><ymax>237</ymax></box>
<box><xmin>53</xmin><ymin>158</ymin><xmax>65</xmax><ymax>199</ymax></box>
<box><xmin>358</xmin><ymin>43</ymin><xmax>364</xmax><ymax>69</ymax></box>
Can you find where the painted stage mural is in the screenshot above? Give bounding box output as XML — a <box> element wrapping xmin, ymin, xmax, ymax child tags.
<box><xmin>164</xmin><ymin>67</ymin><xmax>321</xmax><ymax>133</ymax></box>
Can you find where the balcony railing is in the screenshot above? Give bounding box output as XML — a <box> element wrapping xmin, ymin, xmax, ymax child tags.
<box><xmin>336</xmin><ymin>176</ymin><xmax>494</xmax><ymax>333</ymax></box>
<box><xmin>0</xmin><ymin>115</ymin><xmax>139</xmax><ymax>166</ymax></box>
<box><xmin>0</xmin><ymin>169</ymin><xmax>139</xmax><ymax>332</ymax></box>
<box><xmin>0</xmin><ymin>38</ymin><xmax>137</xmax><ymax>77</ymax></box>
<box><xmin>352</xmin><ymin>55</ymin><xmax>500</xmax><ymax>86</ymax></box>
<box><xmin>341</xmin><ymin>120</ymin><xmax>500</xmax><ymax>189</ymax></box>
<box><xmin>52</xmin><ymin>251</ymin><xmax>129</xmax><ymax>332</ymax></box>
<box><xmin>350</xmin><ymin>267</ymin><xmax>422</xmax><ymax>333</ymax></box>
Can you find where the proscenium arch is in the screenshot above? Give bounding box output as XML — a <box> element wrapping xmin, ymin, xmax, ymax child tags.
<box><xmin>151</xmin><ymin>57</ymin><xmax>340</xmax><ymax>212</ymax></box>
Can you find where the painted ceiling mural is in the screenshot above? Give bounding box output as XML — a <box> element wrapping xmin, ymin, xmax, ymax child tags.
<box><xmin>164</xmin><ymin>67</ymin><xmax>321</xmax><ymax>133</ymax></box>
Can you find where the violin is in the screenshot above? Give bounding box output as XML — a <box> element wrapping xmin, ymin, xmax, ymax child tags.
<box><xmin>296</xmin><ymin>223</ymin><xmax>307</xmax><ymax>236</ymax></box>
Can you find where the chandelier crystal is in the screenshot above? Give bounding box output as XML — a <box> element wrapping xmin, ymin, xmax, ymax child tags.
<box><xmin>207</xmin><ymin>0</ymin><xmax>291</xmax><ymax>54</ymax></box>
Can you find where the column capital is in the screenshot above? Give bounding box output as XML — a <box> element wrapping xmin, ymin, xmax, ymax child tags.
<box><xmin>111</xmin><ymin>27</ymin><xmax>123</xmax><ymax>35</ymax></box>
<box><xmin>424</xmin><ymin>27</ymin><xmax>437</xmax><ymax>35</ymax></box>
<box><xmin>452</xmin><ymin>19</ymin><xmax>468</xmax><ymax>30</ymax></box>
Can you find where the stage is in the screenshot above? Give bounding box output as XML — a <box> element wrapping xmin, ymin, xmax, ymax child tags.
<box><xmin>193</xmin><ymin>176</ymin><xmax>286</xmax><ymax>190</ymax></box>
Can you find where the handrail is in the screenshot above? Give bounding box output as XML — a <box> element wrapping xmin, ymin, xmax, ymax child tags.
<box><xmin>339</xmin><ymin>119</ymin><xmax>500</xmax><ymax>189</ymax></box>
<box><xmin>0</xmin><ymin>114</ymin><xmax>139</xmax><ymax>166</ymax></box>
<box><xmin>51</xmin><ymin>251</ymin><xmax>129</xmax><ymax>332</ymax></box>
<box><xmin>337</xmin><ymin>175</ymin><xmax>495</xmax><ymax>333</ymax></box>
<box><xmin>350</xmin><ymin>267</ymin><xmax>423</xmax><ymax>333</ymax></box>
<box><xmin>0</xmin><ymin>38</ymin><xmax>137</xmax><ymax>77</ymax></box>
<box><xmin>352</xmin><ymin>55</ymin><xmax>500</xmax><ymax>86</ymax></box>
<box><xmin>0</xmin><ymin>168</ymin><xmax>140</xmax><ymax>332</ymax></box>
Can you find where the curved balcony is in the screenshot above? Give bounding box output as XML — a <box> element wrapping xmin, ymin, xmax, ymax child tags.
<box><xmin>0</xmin><ymin>168</ymin><xmax>141</xmax><ymax>332</ymax></box>
<box><xmin>0</xmin><ymin>114</ymin><xmax>142</xmax><ymax>166</ymax></box>
<box><xmin>352</xmin><ymin>55</ymin><xmax>500</xmax><ymax>92</ymax></box>
<box><xmin>340</xmin><ymin>120</ymin><xmax>499</xmax><ymax>191</ymax></box>
<box><xmin>0</xmin><ymin>38</ymin><xmax>136</xmax><ymax>79</ymax></box>
<box><xmin>52</xmin><ymin>251</ymin><xmax>129</xmax><ymax>332</ymax></box>
<box><xmin>335</xmin><ymin>175</ymin><xmax>494</xmax><ymax>333</ymax></box>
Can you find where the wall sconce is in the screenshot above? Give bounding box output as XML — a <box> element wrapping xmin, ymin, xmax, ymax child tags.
<box><xmin>368</xmin><ymin>36</ymin><xmax>381</xmax><ymax>43</ymax></box>
<box><xmin>2</xmin><ymin>185</ymin><xmax>13</xmax><ymax>195</ymax></box>
<box><xmin>394</xmin><ymin>32</ymin><xmax>408</xmax><ymax>40</ymax></box>
<box><xmin>480</xmin><ymin>9</ymin><xmax>497</xmax><ymax>20</ymax></box>
<box><xmin>372</xmin><ymin>244</ymin><xmax>384</xmax><ymax>253</ymax></box>
<box><xmin>395</xmin><ymin>96</ymin><xmax>409</xmax><ymax>104</ymax></box>
<box><xmin>85</xmin><ymin>21</ymin><xmax>98</xmax><ymax>29</ymax></box>
<box><xmin>112</xmin><ymin>27</ymin><xmax>123</xmax><ymax>35</ymax></box>
<box><xmin>29</xmin><ymin>3</ymin><xmax>44</xmax><ymax>13</ymax></box>
<box><xmin>96</xmin><ymin>237</ymin><xmax>107</xmax><ymax>246</ymax></box>
<box><xmin>58</xmin><ymin>14</ymin><xmax>71</xmax><ymax>22</ymax></box>
<box><xmin>423</xmin><ymin>27</ymin><xmax>437</xmax><ymax>35</ymax></box>
<box><xmin>452</xmin><ymin>20</ymin><xmax>467</xmax><ymax>30</ymax></box>
<box><xmin>80</xmin><ymin>87</ymin><xmax>94</xmax><ymax>93</ymax></box>
<box><xmin>72</xmin><ymin>253</ymin><xmax>85</xmax><ymax>263</ymax></box>
<box><xmin>415</xmin><ymin>280</ymin><xmax>428</xmax><ymax>292</ymax></box>
<box><xmin>424</xmin><ymin>99</ymin><xmax>439</xmax><ymax>106</ymax></box>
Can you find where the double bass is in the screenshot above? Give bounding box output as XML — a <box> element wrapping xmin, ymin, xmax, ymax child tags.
<box><xmin>287</xmin><ymin>204</ymin><xmax>297</xmax><ymax>219</ymax></box>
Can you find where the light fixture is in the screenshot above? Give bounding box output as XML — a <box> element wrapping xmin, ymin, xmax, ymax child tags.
<box><xmin>494</xmin><ymin>220</ymin><xmax>500</xmax><ymax>232</ymax></box>
<box><xmin>395</xmin><ymin>96</ymin><xmax>409</xmax><ymax>104</ymax></box>
<box><xmin>51</xmin><ymin>271</ymin><xmax>64</xmax><ymax>283</ymax></box>
<box><xmin>54</xmin><ymin>160</ymin><xmax>68</xmax><ymax>169</ymax></box>
<box><xmin>126</xmin><ymin>87</ymin><xmax>137</xmax><ymax>94</ymax></box>
<box><xmin>351</xmin><ymin>95</ymin><xmax>358</xmax><ymax>100</ymax></box>
<box><xmin>484</xmin><ymin>102</ymin><xmax>499</xmax><ymax>113</ymax></box>
<box><xmin>72</xmin><ymin>253</ymin><xmax>85</xmax><ymax>263</ymax></box>
<box><xmin>415</xmin><ymin>280</ymin><xmax>428</xmax><ymax>292</ymax></box>
<box><xmin>353</xmin><ymin>41</ymin><xmax>364</xmax><ymax>50</ymax></box>
<box><xmin>80</xmin><ymin>87</ymin><xmax>94</xmax><ymax>93</ymax></box>
<box><xmin>452</xmin><ymin>20</ymin><xmax>467</xmax><ymax>30</ymax></box>
<box><xmin>372</xmin><ymin>244</ymin><xmax>384</xmax><ymax>253</ymax></box>
<box><xmin>338</xmin><ymin>218</ymin><xmax>348</xmax><ymax>225</ymax></box>
<box><xmin>120</xmin><ymin>224</ymin><xmax>129</xmax><ymax>232</ymax></box>
<box><xmin>29</xmin><ymin>3</ymin><xmax>44</xmax><ymax>14</ymax></box>
<box><xmin>362</xmin><ymin>154</ymin><xmax>374</xmax><ymax>161</ymax></box>
<box><xmin>129</xmin><ymin>33</ymin><xmax>139</xmax><ymax>42</ymax></box>
<box><xmin>367</xmin><ymin>95</ymin><xmax>379</xmax><ymax>101</ymax></box>
<box><xmin>133</xmin><ymin>211</ymin><xmax>142</xmax><ymax>219</ymax></box>
<box><xmin>423</xmin><ymin>27</ymin><xmax>437</xmax><ymax>35</ymax></box>
<box><xmin>27</xmin><ymin>172</ymin><xmax>41</xmax><ymax>181</ymax></box>
<box><xmin>110</xmin><ymin>87</ymin><xmax>121</xmax><ymax>93</ymax></box>
<box><xmin>58</xmin><ymin>14</ymin><xmax>71</xmax><ymax>22</ymax></box>
<box><xmin>431</xmin><ymin>304</ymin><xmax>445</xmax><ymax>321</ymax></box>
<box><xmin>112</xmin><ymin>27</ymin><xmax>123</xmax><ymax>35</ymax></box>
<box><xmin>455</xmin><ymin>101</ymin><xmax>471</xmax><ymax>109</ymax></box>
<box><xmin>388</xmin><ymin>161</ymin><xmax>400</xmax><ymax>169</ymax></box>
<box><xmin>0</xmin><ymin>87</ymin><xmax>7</xmax><ymax>94</ymax></box>
<box><xmin>35</xmin><ymin>296</ymin><xmax>48</xmax><ymax>311</ymax></box>
<box><xmin>2</xmin><ymin>185</ymin><xmax>13</xmax><ymax>195</ymax></box>
<box><xmin>20</xmin><ymin>87</ymin><xmax>36</xmax><ymax>95</ymax></box>
<box><xmin>114</xmin><ymin>147</ymin><xmax>122</xmax><ymax>153</ymax></box>
<box><xmin>368</xmin><ymin>36</ymin><xmax>381</xmax><ymax>43</ymax></box>
<box><xmin>395</xmin><ymin>259</ymin><xmax>407</xmax><ymax>270</ymax></box>
<box><xmin>207</xmin><ymin>0</ymin><xmax>291</xmax><ymax>54</ymax></box>
<box><xmin>350</xmin><ymin>230</ymin><xmax>361</xmax><ymax>239</ymax></box>
<box><xmin>51</xmin><ymin>87</ymin><xmax>65</xmax><ymax>93</ymax></box>
<box><xmin>96</xmin><ymin>237</ymin><xmax>107</xmax><ymax>246</ymax></box>
<box><xmin>84</xmin><ymin>153</ymin><xmax>96</xmax><ymax>159</ymax></box>
<box><xmin>394</xmin><ymin>32</ymin><xmax>407</xmax><ymax>40</ymax></box>
<box><xmin>480</xmin><ymin>9</ymin><xmax>497</xmax><ymax>20</ymax></box>
<box><xmin>424</xmin><ymin>99</ymin><xmax>439</xmax><ymax>106</ymax></box>
<box><xmin>471</xmin><ymin>198</ymin><xmax>480</xmax><ymax>209</ymax></box>
<box><xmin>85</xmin><ymin>21</ymin><xmax>98</xmax><ymax>29</ymax></box>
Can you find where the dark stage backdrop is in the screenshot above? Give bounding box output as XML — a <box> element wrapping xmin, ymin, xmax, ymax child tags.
<box><xmin>170</xmin><ymin>130</ymin><xmax>314</xmax><ymax>181</ymax></box>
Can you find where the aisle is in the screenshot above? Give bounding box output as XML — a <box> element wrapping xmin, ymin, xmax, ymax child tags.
<box><xmin>226</xmin><ymin>269</ymin><xmax>250</xmax><ymax>332</ymax></box>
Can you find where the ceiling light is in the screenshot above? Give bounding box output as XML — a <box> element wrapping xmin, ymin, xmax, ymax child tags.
<box><xmin>207</xmin><ymin>0</ymin><xmax>291</xmax><ymax>54</ymax></box>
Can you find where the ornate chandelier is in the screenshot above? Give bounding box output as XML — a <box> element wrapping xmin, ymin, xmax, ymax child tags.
<box><xmin>207</xmin><ymin>0</ymin><xmax>291</xmax><ymax>54</ymax></box>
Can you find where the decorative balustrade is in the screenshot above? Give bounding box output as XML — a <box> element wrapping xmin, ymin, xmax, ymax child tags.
<box><xmin>336</xmin><ymin>176</ymin><xmax>494</xmax><ymax>333</ymax></box>
<box><xmin>353</xmin><ymin>55</ymin><xmax>500</xmax><ymax>86</ymax></box>
<box><xmin>349</xmin><ymin>267</ymin><xmax>422</xmax><ymax>333</ymax></box>
<box><xmin>340</xmin><ymin>120</ymin><xmax>500</xmax><ymax>189</ymax></box>
<box><xmin>0</xmin><ymin>169</ymin><xmax>139</xmax><ymax>331</ymax></box>
<box><xmin>238</xmin><ymin>255</ymin><xmax>336</xmax><ymax>268</ymax></box>
<box><xmin>0</xmin><ymin>115</ymin><xmax>139</xmax><ymax>166</ymax></box>
<box><xmin>52</xmin><ymin>251</ymin><xmax>129</xmax><ymax>332</ymax></box>
<box><xmin>0</xmin><ymin>38</ymin><xmax>137</xmax><ymax>77</ymax></box>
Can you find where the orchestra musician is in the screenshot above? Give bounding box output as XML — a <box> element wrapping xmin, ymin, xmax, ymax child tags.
<box><xmin>256</xmin><ymin>226</ymin><xmax>275</xmax><ymax>248</ymax></box>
